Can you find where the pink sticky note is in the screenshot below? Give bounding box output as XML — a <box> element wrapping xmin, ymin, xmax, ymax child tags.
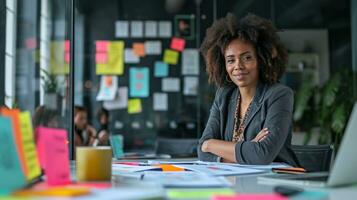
<box><xmin>170</xmin><ymin>37</ymin><xmax>186</xmax><ymax>52</ymax></box>
<box><xmin>64</xmin><ymin>40</ymin><xmax>70</xmax><ymax>52</ymax></box>
<box><xmin>212</xmin><ymin>194</ymin><xmax>287</xmax><ymax>200</ymax></box>
<box><xmin>96</xmin><ymin>53</ymin><xmax>108</xmax><ymax>64</ymax></box>
<box><xmin>65</xmin><ymin>52</ymin><xmax>70</xmax><ymax>63</ymax></box>
<box><xmin>96</xmin><ymin>41</ymin><xmax>109</xmax><ymax>52</ymax></box>
<box><xmin>36</xmin><ymin>127</ymin><xmax>70</xmax><ymax>186</ymax></box>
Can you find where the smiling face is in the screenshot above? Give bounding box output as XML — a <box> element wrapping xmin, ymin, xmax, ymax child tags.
<box><xmin>224</xmin><ymin>38</ymin><xmax>259</xmax><ymax>89</ymax></box>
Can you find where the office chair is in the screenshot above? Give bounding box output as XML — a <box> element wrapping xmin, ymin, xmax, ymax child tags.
<box><xmin>155</xmin><ymin>138</ymin><xmax>198</xmax><ymax>158</ymax></box>
<box><xmin>291</xmin><ymin>144</ymin><xmax>333</xmax><ymax>172</ymax></box>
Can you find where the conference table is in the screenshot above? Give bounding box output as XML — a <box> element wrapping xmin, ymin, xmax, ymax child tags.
<box><xmin>69</xmin><ymin>158</ymin><xmax>357</xmax><ymax>200</ymax></box>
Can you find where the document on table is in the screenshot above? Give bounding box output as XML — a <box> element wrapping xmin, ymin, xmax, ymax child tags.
<box><xmin>177</xmin><ymin>164</ymin><xmax>265</xmax><ymax>176</ymax></box>
<box><xmin>112</xmin><ymin>164</ymin><xmax>160</xmax><ymax>173</ymax></box>
<box><xmin>141</xmin><ymin>171</ymin><xmax>231</xmax><ymax>188</ymax></box>
<box><xmin>197</xmin><ymin>161</ymin><xmax>291</xmax><ymax>170</ymax></box>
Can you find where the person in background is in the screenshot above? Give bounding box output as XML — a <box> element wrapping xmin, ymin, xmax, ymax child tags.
<box><xmin>96</xmin><ymin>107</ymin><xmax>110</xmax><ymax>146</ymax></box>
<box><xmin>33</xmin><ymin>105</ymin><xmax>59</xmax><ymax>129</ymax></box>
<box><xmin>74</xmin><ymin>105</ymin><xmax>97</xmax><ymax>147</ymax></box>
<box><xmin>198</xmin><ymin>13</ymin><xmax>299</xmax><ymax>166</ymax></box>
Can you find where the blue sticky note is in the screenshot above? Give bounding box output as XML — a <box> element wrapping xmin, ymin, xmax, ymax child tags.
<box><xmin>130</xmin><ymin>67</ymin><xmax>149</xmax><ymax>97</ymax></box>
<box><xmin>0</xmin><ymin>116</ymin><xmax>27</xmax><ymax>194</ymax></box>
<box><xmin>154</xmin><ymin>61</ymin><xmax>169</xmax><ymax>77</ymax></box>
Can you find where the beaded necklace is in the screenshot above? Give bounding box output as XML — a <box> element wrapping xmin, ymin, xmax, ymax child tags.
<box><xmin>232</xmin><ymin>93</ymin><xmax>253</xmax><ymax>142</ymax></box>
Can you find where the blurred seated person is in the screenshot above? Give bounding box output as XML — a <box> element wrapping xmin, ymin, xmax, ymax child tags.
<box><xmin>33</xmin><ymin>105</ymin><xmax>59</xmax><ymax>128</ymax></box>
<box><xmin>96</xmin><ymin>107</ymin><xmax>110</xmax><ymax>145</ymax></box>
<box><xmin>74</xmin><ymin>106</ymin><xmax>97</xmax><ymax>146</ymax></box>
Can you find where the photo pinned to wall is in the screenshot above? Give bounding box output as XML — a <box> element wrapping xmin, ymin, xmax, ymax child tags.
<box><xmin>96</xmin><ymin>76</ymin><xmax>118</xmax><ymax>101</ymax></box>
<box><xmin>129</xmin><ymin>67</ymin><xmax>149</xmax><ymax>98</ymax></box>
<box><xmin>174</xmin><ymin>15</ymin><xmax>195</xmax><ymax>40</ymax></box>
<box><xmin>115</xmin><ymin>20</ymin><xmax>129</xmax><ymax>38</ymax></box>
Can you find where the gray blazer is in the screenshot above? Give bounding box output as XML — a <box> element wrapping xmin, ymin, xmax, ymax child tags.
<box><xmin>198</xmin><ymin>82</ymin><xmax>299</xmax><ymax>166</ymax></box>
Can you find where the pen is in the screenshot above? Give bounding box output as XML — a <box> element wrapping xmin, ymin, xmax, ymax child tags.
<box><xmin>140</xmin><ymin>173</ymin><xmax>145</xmax><ymax>180</ymax></box>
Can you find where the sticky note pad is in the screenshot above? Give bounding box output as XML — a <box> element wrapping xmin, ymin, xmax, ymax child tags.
<box><xmin>96</xmin><ymin>53</ymin><xmax>108</xmax><ymax>64</ymax></box>
<box><xmin>132</xmin><ymin>43</ymin><xmax>146</xmax><ymax>57</ymax></box>
<box><xmin>96</xmin><ymin>40</ymin><xmax>109</xmax><ymax>52</ymax></box>
<box><xmin>64</xmin><ymin>40</ymin><xmax>70</xmax><ymax>52</ymax></box>
<box><xmin>36</xmin><ymin>127</ymin><xmax>70</xmax><ymax>186</ymax></box>
<box><xmin>96</xmin><ymin>41</ymin><xmax>124</xmax><ymax>75</ymax></box>
<box><xmin>167</xmin><ymin>188</ymin><xmax>235</xmax><ymax>199</ymax></box>
<box><xmin>163</xmin><ymin>49</ymin><xmax>179</xmax><ymax>65</ymax></box>
<box><xmin>170</xmin><ymin>37</ymin><xmax>186</xmax><ymax>52</ymax></box>
<box><xmin>19</xmin><ymin>112</ymin><xmax>41</xmax><ymax>181</ymax></box>
<box><xmin>0</xmin><ymin>116</ymin><xmax>27</xmax><ymax>194</ymax></box>
<box><xmin>0</xmin><ymin>108</ymin><xmax>28</xmax><ymax>177</ymax></box>
<box><xmin>157</xmin><ymin>164</ymin><xmax>185</xmax><ymax>172</ymax></box>
<box><xmin>154</xmin><ymin>61</ymin><xmax>169</xmax><ymax>77</ymax></box>
<box><xmin>212</xmin><ymin>194</ymin><xmax>288</xmax><ymax>200</ymax></box>
<box><xmin>128</xmin><ymin>99</ymin><xmax>142</xmax><ymax>114</ymax></box>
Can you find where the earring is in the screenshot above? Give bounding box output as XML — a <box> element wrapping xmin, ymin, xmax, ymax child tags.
<box><xmin>226</xmin><ymin>75</ymin><xmax>232</xmax><ymax>83</ymax></box>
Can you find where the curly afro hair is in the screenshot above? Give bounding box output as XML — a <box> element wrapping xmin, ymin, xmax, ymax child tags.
<box><xmin>200</xmin><ymin>13</ymin><xmax>288</xmax><ymax>87</ymax></box>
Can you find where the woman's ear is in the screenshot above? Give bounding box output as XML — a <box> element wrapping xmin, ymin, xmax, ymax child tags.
<box><xmin>272</xmin><ymin>46</ymin><xmax>277</xmax><ymax>58</ymax></box>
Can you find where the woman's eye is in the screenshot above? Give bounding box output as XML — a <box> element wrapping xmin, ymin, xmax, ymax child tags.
<box><xmin>226</xmin><ymin>59</ymin><xmax>234</xmax><ymax>64</ymax></box>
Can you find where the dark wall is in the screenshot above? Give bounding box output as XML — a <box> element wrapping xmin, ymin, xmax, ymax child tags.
<box><xmin>0</xmin><ymin>0</ymin><xmax>5</xmax><ymax>106</ymax></box>
<box><xmin>75</xmin><ymin>0</ymin><xmax>215</xmax><ymax>150</ymax></box>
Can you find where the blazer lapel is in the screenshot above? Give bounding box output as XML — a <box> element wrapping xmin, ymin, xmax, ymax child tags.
<box><xmin>244</xmin><ymin>82</ymin><xmax>267</xmax><ymax>132</ymax></box>
<box><xmin>226</xmin><ymin>87</ymin><xmax>238</xmax><ymax>141</ymax></box>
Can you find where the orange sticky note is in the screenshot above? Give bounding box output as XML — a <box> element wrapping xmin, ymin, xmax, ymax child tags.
<box><xmin>0</xmin><ymin>108</ymin><xmax>28</xmax><ymax>177</ymax></box>
<box><xmin>96</xmin><ymin>53</ymin><xmax>108</xmax><ymax>64</ymax></box>
<box><xmin>96</xmin><ymin>41</ymin><xmax>109</xmax><ymax>52</ymax></box>
<box><xmin>170</xmin><ymin>37</ymin><xmax>186</xmax><ymax>52</ymax></box>
<box><xmin>157</xmin><ymin>164</ymin><xmax>185</xmax><ymax>172</ymax></box>
<box><xmin>14</xmin><ymin>187</ymin><xmax>90</xmax><ymax>197</ymax></box>
<box><xmin>132</xmin><ymin>43</ymin><xmax>145</xmax><ymax>57</ymax></box>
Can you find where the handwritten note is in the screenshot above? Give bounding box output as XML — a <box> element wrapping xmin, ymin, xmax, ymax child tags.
<box><xmin>0</xmin><ymin>116</ymin><xmax>26</xmax><ymax>194</ymax></box>
<box><xmin>96</xmin><ymin>41</ymin><xmax>124</xmax><ymax>75</ymax></box>
<box><xmin>103</xmin><ymin>87</ymin><xmax>128</xmax><ymax>110</ymax></box>
<box><xmin>133</xmin><ymin>43</ymin><xmax>146</xmax><ymax>57</ymax></box>
<box><xmin>159</xmin><ymin>21</ymin><xmax>172</xmax><ymax>38</ymax></box>
<box><xmin>128</xmin><ymin>99</ymin><xmax>142</xmax><ymax>114</ymax></box>
<box><xmin>182</xmin><ymin>49</ymin><xmax>199</xmax><ymax>75</ymax></box>
<box><xmin>183</xmin><ymin>76</ymin><xmax>198</xmax><ymax>96</ymax></box>
<box><xmin>115</xmin><ymin>20</ymin><xmax>129</xmax><ymax>38</ymax></box>
<box><xmin>36</xmin><ymin>127</ymin><xmax>70</xmax><ymax>186</ymax></box>
<box><xmin>145</xmin><ymin>41</ymin><xmax>162</xmax><ymax>55</ymax></box>
<box><xmin>19</xmin><ymin>111</ymin><xmax>41</xmax><ymax>181</ymax></box>
<box><xmin>124</xmin><ymin>48</ymin><xmax>140</xmax><ymax>63</ymax></box>
<box><xmin>163</xmin><ymin>49</ymin><xmax>179</xmax><ymax>65</ymax></box>
<box><xmin>96</xmin><ymin>53</ymin><xmax>108</xmax><ymax>64</ymax></box>
<box><xmin>170</xmin><ymin>37</ymin><xmax>186</xmax><ymax>52</ymax></box>
<box><xmin>131</xmin><ymin>21</ymin><xmax>143</xmax><ymax>38</ymax></box>
<box><xmin>129</xmin><ymin>67</ymin><xmax>149</xmax><ymax>98</ymax></box>
<box><xmin>96</xmin><ymin>41</ymin><xmax>109</xmax><ymax>52</ymax></box>
<box><xmin>162</xmin><ymin>78</ymin><xmax>180</xmax><ymax>92</ymax></box>
<box><xmin>153</xmin><ymin>93</ymin><xmax>168</xmax><ymax>111</ymax></box>
<box><xmin>154</xmin><ymin>61</ymin><xmax>169</xmax><ymax>77</ymax></box>
<box><xmin>145</xmin><ymin>21</ymin><xmax>157</xmax><ymax>37</ymax></box>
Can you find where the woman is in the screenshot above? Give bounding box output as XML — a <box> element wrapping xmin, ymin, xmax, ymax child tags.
<box><xmin>96</xmin><ymin>107</ymin><xmax>110</xmax><ymax>146</ymax></box>
<box><xmin>198</xmin><ymin>13</ymin><xmax>299</xmax><ymax>166</ymax></box>
<box><xmin>74</xmin><ymin>106</ymin><xmax>97</xmax><ymax>147</ymax></box>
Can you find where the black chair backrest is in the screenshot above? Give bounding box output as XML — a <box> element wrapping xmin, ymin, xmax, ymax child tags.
<box><xmin>155</xmin><ymin>138</ymin><xmax>198</xmax><ymax>158</ymax></box>
<box><xmin>291</xmin><ymin>144</ymin><xmax>333</xmax><ymax>172</ymax></box>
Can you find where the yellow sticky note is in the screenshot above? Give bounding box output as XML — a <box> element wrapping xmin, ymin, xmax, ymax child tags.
<box><xmin>14</xmin><ymin>187</ymin><xmax>91</xmax><ymax>197</ymax></box>
<box><xmin>163</xmin><ymin>49</ymin><xmax>179</xmax><ymax>65</ymax></box>
<box><xmin>96</xmin><ymin>41</ymin><xmax>124</xmax><ymax>75</ymax></box>
<box><xmin>128</xmin><ymin>99</ymin><xmax>142</xmax><ymax>114</ymax></box>
<box><xmin>19</xmin><ymin>112</ymin><xmax>41</xmax><ymax>181</ymax></box>
<box><xmin>50</xmin><ymin>41</ymin><xmax>70</xmax><ymax>75</ymax></box>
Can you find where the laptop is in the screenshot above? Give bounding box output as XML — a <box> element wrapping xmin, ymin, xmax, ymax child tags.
<box><xmin>258</xmin><ymin>103</ymin><xmax>357</xmax><ymax>187</ymax></box>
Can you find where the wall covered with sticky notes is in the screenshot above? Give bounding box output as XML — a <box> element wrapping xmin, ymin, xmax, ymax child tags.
<box><xmin>78</xmin><ymin>0</ymin><xmax>216</xmax><ymax>150</ymax></box>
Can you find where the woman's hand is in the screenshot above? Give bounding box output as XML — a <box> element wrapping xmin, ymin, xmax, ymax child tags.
<box><xmin>251</xmin><ymin>128</ymin><xmax>269</xmax><ymax>142</ymax></box>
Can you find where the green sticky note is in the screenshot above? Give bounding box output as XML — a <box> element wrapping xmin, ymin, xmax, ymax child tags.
<box><xmin>0</xmin><ymin>116</ymin><xmax>27</xmax><ymax>194</ymax></box>
<box><xmin>166</xmin><ymin>188</ymin><xmax>235</xmax><ymax>199</ymax></box>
